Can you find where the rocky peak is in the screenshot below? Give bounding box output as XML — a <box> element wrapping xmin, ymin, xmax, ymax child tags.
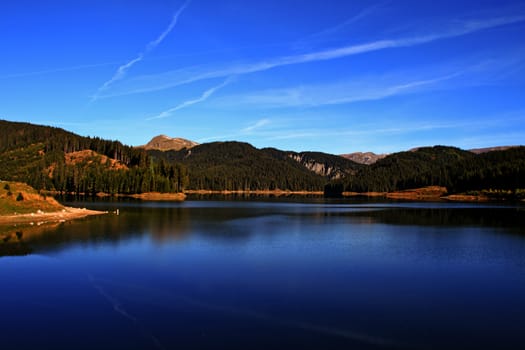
<box><xmin>140</xmin><ymin>135</ymin><xmax>198</xmax><ymax>151</ymax></box>
<box><xmin>340</xmin><ymin>152</ymin><xmax>387</xmax><ymax>165</ymax></box>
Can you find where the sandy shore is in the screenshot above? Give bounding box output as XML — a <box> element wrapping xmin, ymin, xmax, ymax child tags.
<box><xmin>0</xmin><ymin>207</ymin><xmax>106</xmax><ymax>225</ymax></box>
<box><xmin>342</xmin><ymin>186</ymin><xmax>503</xmax><ymax>202</ymax></box>
<box><xmin>126</xmin><ymin>192</ymin><xmax>187</xmax><ymax>201</ymax></box>
<box><xmin>441</xmin><ymin>194</ymin><xmax>490</xmax><ymax>202</ymax></box>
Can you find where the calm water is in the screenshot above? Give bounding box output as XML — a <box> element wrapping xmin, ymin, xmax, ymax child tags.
<box><xmin>1</xmin><ymin>198</ymin><xmax>525</xmax><ymax>349</ymax></box>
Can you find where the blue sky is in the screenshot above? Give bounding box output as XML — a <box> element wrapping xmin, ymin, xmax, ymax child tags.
<box><xmin>1</xmin><ymin>0</ymin><xmax>524</xmax><ymax>154</ymax></box>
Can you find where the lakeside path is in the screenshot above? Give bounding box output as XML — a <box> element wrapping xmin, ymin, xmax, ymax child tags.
<box><xmin>0</xmin><ymin>207</ymin><xmax>106</xmax><ymax>225</ymax></box>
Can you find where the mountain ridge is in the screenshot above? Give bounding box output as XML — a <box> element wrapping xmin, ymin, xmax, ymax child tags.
<box><xmin>341</xmin><ymin>146</ymin><xmax>521</xmax><ymax>164</ymax></box>
<box><xmin>1</xmin><ymin>120</ymin><xmax>523</xmax><ymax>197</ymax></box>
<box><xmin>137</xmin><ymin>132</ymin><xmax>519</xmax><ymax>164</ymax></box>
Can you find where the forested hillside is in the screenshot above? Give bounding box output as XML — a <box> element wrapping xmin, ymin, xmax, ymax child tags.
<box><xmin>262</xmin><ymin>148</ymin><xmax>363</xmax><ymax>180</ymax></box>
<box><xmin>148</xmin><ymin>142</ymin><xmax>327</xmax><ymax>191</ymax></box>
<box><xmin>0</xmin><ymin>120</ymin><xmax>187</xmax><ymax>194</ymax></box>
<box><xmin>2</xmin><ymin>120</ymin><xmax>523</xmax><ymax>197</ymax></box>
<box><xmin>450</xmin><ymin>147</ymin><xmax>525</xmax><ymax>193</ymax></box>
<box><xmin>325</xmin><ymin>146</ymin><xmax>525</xmax><ymax>197</ymax></box>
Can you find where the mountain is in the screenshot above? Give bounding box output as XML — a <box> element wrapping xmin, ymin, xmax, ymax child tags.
<box><xmin>147</xmin><ymin>142</ymin><xmax>327</xmax><ymax>191</ymax></box>
<box><xmin>341</xmin><ymin>146</ymin><xmax>519</xmax><ymax>164</ymax></box>
<box><xmin>326</xmin><ymin>145</ymin><xmax>525</xmax><ymax>197</ymax></box>
<box><xmin>139</xmin><ymin>135</ymin><xmax>198</xmax><ymax>151</ymax></box>
<box><xmin>0</xmin><ymin>120</ymin><xmax>187</xmax><ymax>194</ymax></box>
<box><xmin>340</xmin><ymin>152</ymin><xmax>387</xmax><ymax>165</ymax></box>
<box><xmin>2</xmin><ymin>120</ymin><xmax>524</xmax><ymax>197</ymax></box>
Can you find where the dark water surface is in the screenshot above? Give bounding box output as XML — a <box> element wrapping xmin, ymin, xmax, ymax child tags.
<box><xmin>1</xmin><ymin>199</ymin><xmax>525</xmax><ymax>349</ymax></box>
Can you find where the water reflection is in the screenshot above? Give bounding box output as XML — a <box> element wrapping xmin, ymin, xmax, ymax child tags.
<box><xmin>2</xmin><ymin>200</ymin><xmax>525</xmax><ymax>349</ymax></box>
<box><xmin>1</xmin><ymin>200</ymin><xmax>524</xmax><ymax>258</ymax></box>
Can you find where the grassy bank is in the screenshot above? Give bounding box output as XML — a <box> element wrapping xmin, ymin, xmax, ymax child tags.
<box><xmin>0</xmin><ymin>181</ymin><xmax>106</xmax><ymax>224</ymax></box>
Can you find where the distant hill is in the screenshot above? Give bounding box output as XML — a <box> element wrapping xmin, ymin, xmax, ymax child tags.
<box><xmin>326</xmin><ymin>145</ymin><xmax>525</xmax><ymax>196</ymax></box>
<box><xmin>340</xmin><ymin>152</ymin><xmax>387</xmax><ymax>165</ymax></box>
<box><xmin>138</xmin><ymin>134</ymin><xmax>198</xmax><ymax>151</ymax></box>
<box><xmin>340</xmin><ymin>146</ymin><xmax>519</xmax><ymax>165</ymax></box>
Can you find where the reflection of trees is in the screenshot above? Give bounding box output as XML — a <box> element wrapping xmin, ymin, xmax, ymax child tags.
<box><xmin>2</xmin><ymin>204</ymin><xmax>523</xmax><ymax>258</ymax></box>
<box><xmin>0</xmin><ymin>205</ymin><xmax>264</xmax><ymax>257</ymax></box>
<box><xmin>1</xmin><ymin>216</ymin><xmax>136</xmax><ymax>257</ymax></box>
<box><xmin>1</xmin><ymin>223</ymin><xmax>62</xmax><ymax>256</ymax></box>
<box><xmin>348</xmin><ymin>207</ymin><xmax>525</xmax><ymax>233</ymax></box>
<box><xmin>145</xmin><ymin>207</ymin><xmax>191</xmax><ymax>242</ymax></box>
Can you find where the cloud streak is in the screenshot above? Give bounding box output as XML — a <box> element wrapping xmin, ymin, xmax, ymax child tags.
<box><xmin>293</xmin><ymin>1</ymin><xmax>388</xmax><ymax>49</ymax></box>
<box><xmin>92</xmin><ymin>0</ymin><xmax>191</xmax><ymax>101</ymax></box>
<box><xmin>194</xmin><ymin>118</ymin><xmax>476</xmax><ymax>146</ymax></box>
<box><xmin>0</xmin><ymin>61</ymin><xmax>122</xmax><ymax>80</ymax></box>
<box><xmin>147</xmin><ymin>77</ymin><xmax>233</xmax><ymax>120</ymax></box>
<box><xmin>146</xmin><ymin>1</ymin><xmax>191</xmax><ymax>51</ymax></box>
<box><xmin>96</xmin><ymin>14</ymin><xmax>525</xmax><ymax>98</ymax></box>
<box><xmin>215</xmin><ymin>71</ymin><xmax>462</xmax><ymax>109</ymax></box>
<box><xmin>242</xmin><ymin>119</ymin><xmax>271</xmax><ymax>133</ymax></box>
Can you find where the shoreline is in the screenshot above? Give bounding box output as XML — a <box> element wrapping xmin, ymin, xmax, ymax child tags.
<box><xmin>126</xmin><ymin>192</ymin><xmax>186</xmax><ymax>201</ymax></box>
<box><xmin>47</xmin><ymin>191</ymin><xmax>187</xmax><ymax>201</ymax></box>
<box><xmin>184</xmin><ymin>190</ymin><xmax>324</xmax><ymax>196</ymax></box>
<box><xmin>341</xmin><ymin>186</ymin><xmax>517</xmax><ymax>202</ymax></box>
<box><xmin>343</xmin><ymin>186</ymin><xmax>450</xmax><ymax>201</ymax></box>
<box><xmin>41</xmin><ymin>188</ymin><xmax>523</xmax><ymax>203</ymax></box>
<box><xmin>0</xmin><ymin>207</ymin><xmax>106</xmax><ymax>225</ymax></box>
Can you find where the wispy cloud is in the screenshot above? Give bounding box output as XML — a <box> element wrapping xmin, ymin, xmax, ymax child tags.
<box><xmin>96</xmin><ymin>14</ymin><xmax>525</xmax><ymax>99</ymax></box>
<box><xmin>0</xmin><ymin>61</ymin><xmax>122</xmax><ymax>80</ymax></box>
<box><xmin>147</xmin><ymin>77</ymin><xmax>233</xmax><ymax>120</ymax></box>
<box><xmin>95</xmin><ymin>55</ymin><xmax>144</xmax><ymax>96</ymax></box>
<box><xmin>263</xmin><ymin>110</ymin><xmax>525</xmax><ymax>141</ymax></box>
<box><xmin>196</xmin><ymin>120</ymin><xmax>470</xmax><ymax>146</ymax></box>
<box><xmin>195</xmin><ymin>118</ymin><xmax>272</xmax><ymax>143</ymax></box>
<box><xmin>293</xmin><ymin>2</ymin><xmax>388</xmax><ymax>49</ymax></box>
<box><xmin>241</xmin><ymin>119</ymin><xmax>271</xmax><ymax>133</ymax></box>
<box><xmin>180</xmin><ymin>108</ymin><xmax>525</xmax><ymax>153</ymax></box>
<box><xmin>216</xmin><ymin>71</ymin><xmax>462</xmax><ymax>109</ymax></box>
<box><xmin>458</xmin><ymin>132</ymin><xmax>525</xmax><ymax>148</ymax></box>
<box><xmin>91</xmin><ymin>0</ymin><xmax>191</xmax><ymax>101</ymax></box>
<box><xmin>146</xmin><ymin>1</ymin><xmax>191</xmax><ymax>51</ymax></box>
<box><xmin>242</xmin><ymin>120</ymin><xmax>489</xmax><ymax>143</ymax></box>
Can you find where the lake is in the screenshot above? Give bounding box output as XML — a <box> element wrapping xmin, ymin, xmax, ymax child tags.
<box><xmin>1</xmin><ymin>198</ymin><xmax>525</xmax><ymax>349</ymax></box>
